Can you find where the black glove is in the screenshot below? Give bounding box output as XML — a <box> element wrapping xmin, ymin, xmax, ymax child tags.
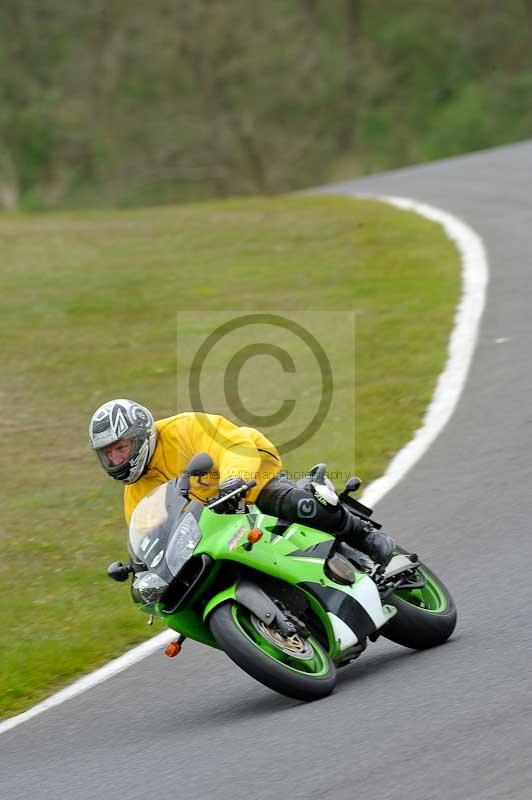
<box><xmin>212</xmin><ymin>477</ymin><xmax>247</xmax><ymax>514</ymax></box>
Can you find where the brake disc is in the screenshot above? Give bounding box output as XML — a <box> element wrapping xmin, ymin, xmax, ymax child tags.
<box><xmin>250</xmin><ymin>615</ymin><xmax>315</xmax><ymax>660</ymax></box>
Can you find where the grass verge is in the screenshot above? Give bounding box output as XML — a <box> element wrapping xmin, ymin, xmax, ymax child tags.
<box><xmin>0</xmin><ymin>194</ymin><xmax>460</xmax><ymax>719</ymax></box>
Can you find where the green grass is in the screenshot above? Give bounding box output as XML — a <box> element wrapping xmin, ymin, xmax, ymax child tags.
<box><xmin>0</xmin><ymin>194</ymin><xmax>460</xmax><ymax>719</ymax></box>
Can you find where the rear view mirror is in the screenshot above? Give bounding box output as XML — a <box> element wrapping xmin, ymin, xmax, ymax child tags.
<box><xmin>178</xmin><ymin>452</ymin><xmax>214</xmax><ymax>497</ymax></box>
<box><xmin>187</xmin><ymin>452</ymin><xmax>214</xmax><ymax>476</ymax></box>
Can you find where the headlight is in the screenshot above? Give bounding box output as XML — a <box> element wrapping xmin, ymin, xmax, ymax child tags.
<box><xmin>132</xmin><ymin>572</ymin><xmax>169</xmax><ymax>605</ymax></box>
<box><xmin>166</xmin><ymin>512</ymin><xmax>202</xmax><ymax>575</ymax></box>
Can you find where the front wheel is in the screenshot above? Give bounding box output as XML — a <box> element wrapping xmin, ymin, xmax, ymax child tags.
<box><xmin>380</xmin><ymin>559</ymin><xmax>457</xmax><ymax>650</ymax></box>
<box><xmin>209</xmin><ymin>602</ymin><xmax>336</xmax><ymax>701</ymax></box>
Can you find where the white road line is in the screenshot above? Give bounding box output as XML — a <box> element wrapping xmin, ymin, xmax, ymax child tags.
<box><xmin>358</xmin><ymin>196</ymin><xmax>488</xmax><ymax>507</ymax></box>
<box><xmin>0</xmin><ymin>195</ymin><xmax>488</xmax><ymax>736</ymax></box>
<box><xmin>0</xmin><ymin>629</ymin><xmax>177</xmax><ymax>735</ymax></box>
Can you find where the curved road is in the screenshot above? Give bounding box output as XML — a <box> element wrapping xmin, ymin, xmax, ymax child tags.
<box><xmin>3</xmin><ymin>142</ymin><xmax>532</xmax><ymax>800</ymax></box>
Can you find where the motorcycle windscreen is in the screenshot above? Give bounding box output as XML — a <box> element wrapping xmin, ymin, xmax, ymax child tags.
<box><xmin>128</xmin><ymin>480</ymin><xmax>187</xmax><ymax>562</ymax></box>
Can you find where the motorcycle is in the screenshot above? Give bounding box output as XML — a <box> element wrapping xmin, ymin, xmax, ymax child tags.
<box><xmin>107</xmin><ymin>454</ymin><xmax>457</xmax><ymax>701</ymax></box>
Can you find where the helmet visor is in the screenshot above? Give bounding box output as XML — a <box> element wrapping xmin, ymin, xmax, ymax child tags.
<box><xmin>96</xmin><ymin>438</ymin><xmax>138</xmax><ymax>481</ymax></box>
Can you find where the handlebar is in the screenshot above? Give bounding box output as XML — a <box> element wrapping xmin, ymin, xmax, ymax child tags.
<box><xmin>206</xmin><ymin>479</ymin><xmax>257</xmax><ymax>510</ymax></box>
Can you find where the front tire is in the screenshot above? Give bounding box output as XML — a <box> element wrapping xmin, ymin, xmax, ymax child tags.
<box><xmin>209</xmin><ymin>602</ymin><xmax>336</xmax><ymax>701</ymax></box>
<box><xmin>380</xmin><ymin>560</ymin><xmax>457</xmax><ymax>650</ymax></box>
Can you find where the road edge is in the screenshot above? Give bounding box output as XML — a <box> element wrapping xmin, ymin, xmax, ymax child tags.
<box><xmin>0</xmin><ymin>194</ymin><xmax>488</xmax><ymax>735</ymax></box>
<box><xmin>359</xmin><ymin>195</ymin><xmax>488</xmax><ymax>507</ymax></box>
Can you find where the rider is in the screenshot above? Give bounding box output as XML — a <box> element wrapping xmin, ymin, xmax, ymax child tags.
<box><xmin>88</xmin><ymin>398</ymin><xmax>395</xmax><ymax>565</ymax></box>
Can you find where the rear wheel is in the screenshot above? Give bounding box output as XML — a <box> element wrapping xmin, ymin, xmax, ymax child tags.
<box><xmin>209</xmin><ymin>602</ymin><xmax>336</xmax><ymax>701</ymax></box>
<box><xmin>380</xmin><ymin>560</ymin><xmax>457</xmax><ymax>650</ymax></box>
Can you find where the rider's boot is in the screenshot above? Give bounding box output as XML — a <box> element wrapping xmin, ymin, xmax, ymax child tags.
<box><xmin>336</xmin><ymin>510</ymin><xmax>395</xmax><ymax>567</ymax></box>
<box><xmin>256</xmin><ymin>475</ymin><xmax>394</xmax><ymax>566</ymax></box>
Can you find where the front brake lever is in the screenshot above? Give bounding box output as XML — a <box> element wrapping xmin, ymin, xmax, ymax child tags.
<box><xmin>207</xmin><ymin>479</ymin><xmax>257</xmax><ymax>510</ymax></box>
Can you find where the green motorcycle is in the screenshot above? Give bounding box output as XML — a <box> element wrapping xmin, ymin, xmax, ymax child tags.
<box><xmin>107</xmin><ymin>454</ymin><xmax>457</xmax><ymax>701</ymax></box>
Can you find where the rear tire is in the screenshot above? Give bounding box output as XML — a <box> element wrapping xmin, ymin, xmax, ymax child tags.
<box><xmin>380</xmin><ymin>560</ymin><xmax>457</xmax><ymax>650</ymax></box>
<box><xmin>209</xmin><ymin>602</ymin><xmax>336</xmax><ymax>701</ymax></box>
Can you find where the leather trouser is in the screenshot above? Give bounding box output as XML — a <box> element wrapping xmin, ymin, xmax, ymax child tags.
<box><xmin>256</xmin><ymin>475</ymin><xmax>366</xmax><ymax>539</ymax></box>
<box><xmin>256</xmin><ymin>475</ymin><xmax>395</xmax><ymax>565</ymax></box>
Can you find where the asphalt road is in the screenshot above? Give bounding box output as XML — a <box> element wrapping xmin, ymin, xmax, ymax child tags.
<box><xmin>3</xmin><ymin>142</ymin><xmax>532</xmax><ymax>800</ymax></box>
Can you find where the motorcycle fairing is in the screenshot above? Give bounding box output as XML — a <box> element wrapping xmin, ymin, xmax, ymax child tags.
<box><xmin>300</xmin><ymin>579</ymin><xmax>396</xmax><ymax>651</ymax></box>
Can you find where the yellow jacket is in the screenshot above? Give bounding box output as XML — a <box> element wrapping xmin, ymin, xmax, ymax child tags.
<box><xmin>123</xmin><ymin>412</ymin><xmax>282</xmax><ymax>523</ymax></box>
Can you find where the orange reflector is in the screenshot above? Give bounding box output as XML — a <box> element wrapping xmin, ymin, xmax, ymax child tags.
<box><xmin>165</xmin><ymin>641</ymin><xmax>182</xmax><ymax>657</ymax></box>
<box><xmin>247</xmin><ymin>528</ymin><xmax>263</xmax><ymax>545</ymax></box>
